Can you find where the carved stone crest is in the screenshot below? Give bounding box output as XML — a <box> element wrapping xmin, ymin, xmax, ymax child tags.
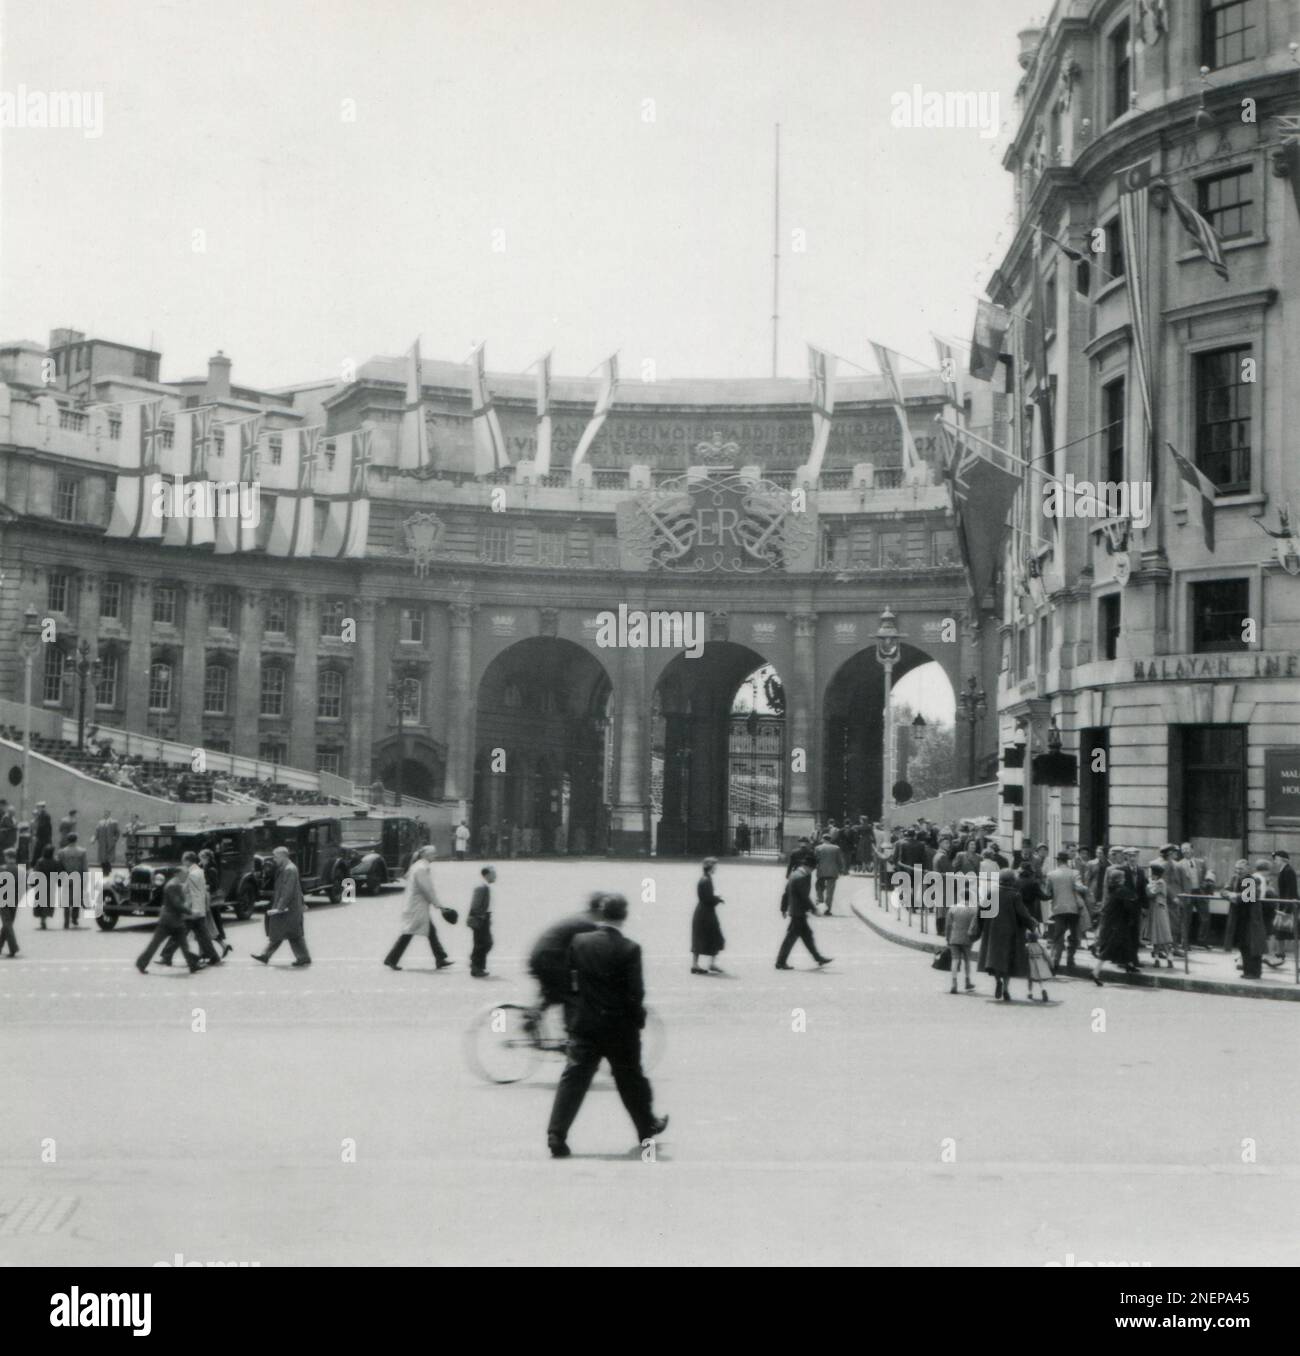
<box><xmin>403</xmin><ymin>512</ymin><xmax>445</xmax><ymax>578</ymax></box>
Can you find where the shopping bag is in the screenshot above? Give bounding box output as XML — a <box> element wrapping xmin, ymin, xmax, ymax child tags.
<box><xmin>931</xmin><ymin>946</ymin><xmax>952</xmax><ymax>971</ymax></box>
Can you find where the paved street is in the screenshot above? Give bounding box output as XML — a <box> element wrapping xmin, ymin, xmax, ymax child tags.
<box><xmin>3</xmin><ymin>860</ymin><xmax>1297</xmax><ymax>1267</ymax></box>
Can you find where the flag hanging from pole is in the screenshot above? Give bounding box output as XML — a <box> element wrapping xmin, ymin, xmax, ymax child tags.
<box><xmin>163</xmin><ymin>407</ymin><xmax>216</xmax><ymax>548</ymax></box>
<box><xmin>1167</xmin><ymin>441</ymin><xmax>1217</xmax><ymax>552</ymax></box>
<box><xmin>227</xmin><ymin>413</ymin><xmax>265</xmax><ymax>553</ymax></box>
<box><xmin>938</xmin><ymin>418</ymin><xmax>1021</xmax><ymax>604</ymax></box>
<box><xmin>534</xmin><ymin>351</ymin><xmax>553</xmax><ymax>475</ymax></box>
<box><xmin>869</xmin><ymin>340</ymin><xmax>922</xmax><ymax>482</ymax></box>
<box><xmin>318</xmin><ymin>426</ymin><xmax>372</xmax><ymax>559</ymax></box>
<box><xmin>1029</xmin><ymin>230</ymin><xmax>1056</xmax><ymax>455</ymax></box>
<box><xmin>806</xmin><ymin>345</ymin><xmax>836</xmax><ymax>478</ymax></box>
<box><xmin>969</xmin><ymin>299</ymin><xmax>1010</xmax><ymax>381</ymax></box>
<box><xmin>267</xmin><ymin>426</ymin><xmax>320</xmax><ymax>557</ymax></box>
<box><xmin>398</xmin><ymin>339</ymin><xmax>430</xmax><ymax>472</ymax></box>
<box><xmin>933</xmin><ymin>335</ymin><xmax>960</xmax><ymax>412</ymax></box>
<box><xmin>571</xmin><ymin>353</ymin><xmax>618</xmax><ymax>471</ymax></box>
<box><xmin>106</xmin><ymin>399</ymin><xmax>166</xmax><ymax>540</ymax></box>
<box><xmin>212</xmin><ymin>414</ymin><xmax>258</xmax><ymax>554</ymax></box>
<box><xmin>1163</xmin><ymin>182</ymin><xmax>1230</xmax><ymax>281</ymax></box>
<box><xmin>1118</xmin><ymin>175</ymin><xmax>1154</xmax><ymax>492</ymax></box>
<box><xmin>469</xmin><ymin>343</ymin><xmax>510</xmax><ymax>478</ymax></box>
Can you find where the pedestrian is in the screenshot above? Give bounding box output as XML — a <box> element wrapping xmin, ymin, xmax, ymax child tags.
<box><xmin>383</xmin><ymin>845</ymin><xmax>454</xmax><ymax>971</ymax></box>
<box><xmin>527</xmin><ymin>894</ymin><xmax>603</xmax><ymax>1025</ymax></box>
<box><xmin>198</xmin><ymin>848</ymin><xmax>232</xmax><ymax>955</ymax></box>
<box><xmin>1017</xmin><ymin>860</ymin><xmax>1045</xmax><ymax>928</ymax></box>
<box><xmin>979</xmin><ymin>868</ymin><xmax>1039</xmax><ymax>1001</ymax></box>
<box><xmin>1229</xmin><ymin>864</ymin><xmax>1270</xmax><ymax>980</ymax></box>
<box><xmin>135</xmin><ymin>866</ymin><xmax>203</xmax><ymax>975</ymax></box>
<box><xmin>29</xmin><ymin>842</ymin><xmax>55</xmax><ymax>928</ymax></box>
<box><xmin>690</xmin><ymin>856</ymin><xmax>725</xmax><ymax>974</ymax></box>
<box><xmin>159</xmin><ymin>851</ymin><xmax>223</xmax><ymax>967</ymax></box>
<box><xmin>57</xmin><ymin>808</ymin><xmax>78</xmax><ymax>849</ymax></box>
<box><xmin>0</xmin><ymin>849</ymin><xmax>20</xmax><ymax>957</ymax></box>
<box><xmin>32</xmin><ymin>802</ymin><xmax>52</xmax><ymax>859</ymax></box>
<box><xmin>467</xmin><ymin>865</ymin><xmax>496</xmax><ymax>977</ymax></box>
<box><xmin>813</xmin><ymin>833</ymin><xmax>845</xmax><ymax>915</ymax></box>
<box><xmin>1270</xmin><ymin>850</ymin><xmax>1296</xmax><ymax>965</ymax></box>
<box><xmin>545</xmin><ymin>893</ymin><xmax>668</xmax><ymax>1159</ymax></box>
<box><xmin>454</xmin><ymin>820</ymin><xmax>470</xmax><ymax>861</ymax></box>
<box><xmin>1091</xmin><ymin>848</ymin><xmax>1139</xmax><ymax>984</ymax></box>
<box><xmin>1044</xmin><ymin>851</ymin><xmax>1086</xmax><ymax>973</ymax></box>
<box><xmin>1145</xmin><ymin>863</ymin><xmax>1174</xmax><ymax>968</ymax></box>
<box><xmin>252</xmin><ymin>845</ymin><xmax>312</xmax><ymax>968</ymax></box>
<box><xmin>94</xmin><ymin>809</ymin><xmax>121</xmax><ymax>875</ymax></box>
<box><xmin>0</xmin><ymin>800</ymin><xmax>16</xmax><ymax>854</ymax></box>
<box><xmin>785</xmin><ymin>836</ymin><xmax>816</xmax><ymax>877</ymax></box>
<box><xmin>15</xmin><ymin>821</ymin><xmax>31</xmax><ymax>867</ymax></box>
<box><xmin>734</xmin><ymin>819</ymin><xmax>751</xmax><ymax>855</ymax></box>
<box><xmin>56</xmin><ymin>832</ymin><xmax>89</xmax><ymax>929</ymax></box>
<box><xmin>945</xmin><ymin>888</ymin><xmax>979</xmax><ymax>993</ymax></box>
<box><xmin>776</xmin><ymin>859</ymin><xmax>832</xmax><ymax>970</ymax></box>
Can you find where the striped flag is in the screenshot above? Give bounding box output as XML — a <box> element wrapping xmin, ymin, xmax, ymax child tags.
<box><xmin>106</xmin><ymin>399</ymin><xmax>166</xmax><ymax>539</ymax></box>
<box><xmin>868</xmin><ymin>340</ymin><xmax>922</xmax><ymax>482</ymax></box>
<box><xmin>1164</xmin><ymin>183</ymin><xmax>1230</xmax><ymax>281</ymax></box>
<box><xmin>1167</xmin><ymin>441</ymin><xmax>1217</xmax><ymax>552</ymax></box>
<box><xmin>318</xmin><ymin>426</ymin><xmax>372</xmax><ymax>558</ymax></box>
<box><xmin>267</xmin><ymin>426</ymin><xmax>320</xmax><ymax>557</ymax></box>
<box><xmin>937</xmin><ymin>418</ymin><xmax>1021</xmax><ymax>604</ymax></box>
<box><xmin>571</xmin><ymin>353</ymin><xmax>618</xmax><ymax>471</ymax></box>
<box><xmin>215</xmin><ymin>414</ymin><xmax>264</xmax><ymax>554</ymax></box>
<box><xmin>398</xmin><ymin>340</ymin><xmax>430</xmax><ymax>472</ymax></box>
<box><xmin>806</xmin><ymin>345</ymin><xmax>836</xmax><ymax>478</ymax></box>
<box><xmin>163</xmin><ymin>407</ymin><xmax>216</xmax><ymax>547</ymax></box>
<box><xmin>1029</xmin><ymin>230</ymin><xmax>1055</xmax><ymax>452</ymax></box>
<box><xmin>969</xmin><ymin>299</ymin><xmax>1010</xmax><ymax>381</ymax></box>
<box><xmin>1118</xmin><ymin>178</ymin><xmax>1154</xmax><ymax>492</ymax></box>
<box><xmin>534</xmin><ymin>351</ymin><xmax>553</xmax><ymax>475</ymax></box>
<box><xmin>469</xmin><ymin>343</ymin><xmax>510</xmax><ymax>478</ymax></box>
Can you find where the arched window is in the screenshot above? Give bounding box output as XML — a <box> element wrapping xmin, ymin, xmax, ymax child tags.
<box><xmin>203</xmin><ymin>664</ymin><xmax>230</xmax><ymax>716</ymax></box>
<box><xmin>260</xmin><ymin>664</ymin><xmax>287</xmax><ymax>718</ymax></box>
<box><xmin>148</xmin><ymin>662</ymin><xmax>173</xmax><ymax>713</ymax></box>
<box><xmin>317</xmin><ymin>669</ymin><xmax>344</xmax><ymax>720</ymax></box>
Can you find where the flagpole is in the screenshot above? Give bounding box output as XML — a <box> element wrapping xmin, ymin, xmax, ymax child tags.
<box><xmin>772</xmin><ymin>122</ymin><xmax>781</xmax><ymax>378</ymax></box>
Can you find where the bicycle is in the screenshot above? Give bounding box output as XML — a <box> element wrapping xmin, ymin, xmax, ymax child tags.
<box><xmin>464</xmin><ymin>1000</ymin><xmax>666</xmax><ymax>1084</ymax></box>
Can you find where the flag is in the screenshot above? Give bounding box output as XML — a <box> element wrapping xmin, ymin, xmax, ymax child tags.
<box><xmin>1029</xmin><ymin>230</ymin><xmax>1055</xmax><ymax>454</ymax></box>
<box><xmin>1164</xmin><ymin>183</ymin><xmax>1229</xmax><ymax>281</ymax></box>
<box><xmin>1278</xmin><ymin>118</ymin><xmax>1300</xmax><ymax>222</ymax></box>
<box><xmin>106</xmin><ymin>399</ymin><xmax>166</xmax><ymax>540</ymax></box>
<box><xmin>318</xmin><ymin>426</ymin><xmax>372</xmax><ymax>558</ymax></box>
<box><xmin>163</xmin><ymin>407</ymin><xmax>216</xmax><ymax>548</ymax></box>
<box><xmin>534</xmin><ymin>351</ymin><xmax>553</xmax><ymax>475</ymax></box>
<box><xmin>869</xmin><ymin>341</ymin><xmax>922</xmax><ymax>482</ymax></box>
<box><xmin>1118</xmin><ymin>180</ymin><xmax>1154</xmax><ymax>491</ymax></box>
<box><xmin>940</xmin><ymin>420</ymin><xmax>1021</xmax><ymax>603</ymax></box>
<box><xmin>969</xmin><ymin>299</ymin><xmax>1010</xmax><ymax>381</ymax></box>
<box><xmin>214</xmin><ymin>414</ymin><xmax>263</xmax><ymax>554</ymax></box>
<box><xmin>267</xmin><ymin>426</ymin><xmax>320</xmax><ymax>557</ymax></box>
<box><xmin>1167</xmin><ymin>441</ymin><xmax>1216</xmax><ymax>552</ymax></box>
<box><xmin>806</xmin><ymin>345</ymin><xmax>836</xmax><ymax>478</ymax></box>
<box><xmin>1040</xmin><ymin>226</ymin><xmax>1092</xmax><ymax>295</ymax></box>
<box><xmin>468</xmin><ymin>343</ymin><xmax>510</xmax><ymax>479</ymax></box>
<box><xmin>571</xmin><ymin>353</ymin><xmax>618</xmax><ymax>471</ymax></box>
<box><xmin>398</xmin><ymin>339</ymin><xmax>430</xmax><ymax>472</ymax></box>
<box><xmin>933</xmin><ymin>335</ymin><xmax>960</xmax><ymax>411</ymax></box>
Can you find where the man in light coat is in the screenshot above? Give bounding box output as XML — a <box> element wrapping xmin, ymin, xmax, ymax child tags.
<box><xmin>253</xmin><ymin>846</ymin><xmax>311</xmax><ymax>967</ymax></box>
<box><xmin>383</xmin><ymin>846</ymin><xmax>454</xmax><ymax>971</ymax></box>
<box><xmin>159</xmin><ymin>851</ymin><xmax>222</xmax><ymax>967</ymax></box>
<box><xmin>93</xmin><ymin>810</ymin><xmax>121</xmax><ymax>874</ymax></box>
<box><xmin>1044</xmin><ymin>851</ymin><xmax>1087</xmax><ymax>973</ymax></box>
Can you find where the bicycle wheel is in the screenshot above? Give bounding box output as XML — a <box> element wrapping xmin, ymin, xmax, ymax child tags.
<box><xmin>464</xmin><ymin>1003</ymin><xmax>543</xmax><ymax>1084</ymax></box>
<box><xmin>641</xmin><ymin>1007</ymin><xmax>666</xmax><ymax>1072</ymax></box>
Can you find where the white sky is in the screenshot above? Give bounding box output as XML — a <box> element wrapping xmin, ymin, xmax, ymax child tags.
<box><xmin>1</xmin><ymin>0</ymin><xmax>1041</xmax><ymax>389</ymax></box>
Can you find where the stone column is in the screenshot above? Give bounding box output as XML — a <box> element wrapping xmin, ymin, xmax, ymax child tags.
<box><xmin>74</xmin><ymin>572</ymin><xmax>100</xmax><ymax>733</ymax></box>
<box><xmin>785</xmin><ymin>611</ymin><xmax>818</xmax><ymax>848</ymax></box>
<box><xmin>234</xmin><ymin>589</ymin><xmax>262</xmax><ymax>759</ymax></box>
<box><xmin>124</xmin><ymin>579</ymin><xmax>153</xmax><ymax>735</ymax></box>
<box><xmin>289</xmin><ymin>594</ymin><xmax>318</xmax><ymax>772</ymax></box>
<box><xmin>443</xmin><ymin>602</ymin><xmax>474</xmax><ymax>804</ymax></box>
<box><xmin>178</xmin><ymin>582</ymin><xmax>206</xmax><ymax>749</ymax></box>
<box><xmin>611</xmin><ymin>642</ymin><xmax>649</xmax><ymax>854</ymax></box>
<box><xmin>348</xmin><ymin>599</ymin><xmax>377</xmax><ymax>788</ymax></box>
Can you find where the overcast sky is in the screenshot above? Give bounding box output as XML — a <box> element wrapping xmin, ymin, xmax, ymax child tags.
<box><xmin>3</xmin><ymin>0</ymin><xmax>1040</xmax><ymax>390</ymax></box>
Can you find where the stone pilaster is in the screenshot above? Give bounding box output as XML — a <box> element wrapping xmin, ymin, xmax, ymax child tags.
<box><xmin>124</xmin><ymin>579</ymin><xmax>153</xmax><ymax>735</ymax></box>
<box><xmin>234</xmin><ymin>589</ymin><xmax>262</xmax><ymax>759</ymax></box>
<box><xmin>289</xmin><ymin>594</ymin><xmax>318</xmax><ymax>772</ymax></box>
<box><xmin>611</xmin><ymin>641</ymin><xmax>649</xmax><ymax>853</ymax></box>
<box><xmin>349</xmin><ymin>599</ymin><xmax>377</xmax><ymax>786</ymax></box>
<box><xmin>178</xmin><ymin>582</ymin><xmax>206</xmax><ymax>748</ymax></box>
<box><xmin>785</xmin><ymin>610</ymin><xmax>818</xmax><ymax>847</ymax></box>
<box><xmin>443</xmin><ymin>601</ymin><xmax>474</xmax><ymax>804</ymax></box>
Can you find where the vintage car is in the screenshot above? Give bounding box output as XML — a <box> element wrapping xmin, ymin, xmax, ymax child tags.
<box><xmin>98</xmin><ymin>822</ymin><xmax>269</xmax><ymax>929</ymax></box>
<box><xmin>338</xmin><ymin>814</ymin><xmax>429</xmax><ymax>894</ymax></box>
<box><xmin>258</xmin><ymin>816</ymin><xmax>350</xmax><ymax>905</ymax></box>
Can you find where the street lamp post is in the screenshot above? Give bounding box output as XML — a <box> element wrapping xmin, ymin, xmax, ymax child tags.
<box><xmin>74</xmin><ymin>638</ymin><xmax>101</xmax><ymax>751</ymax></box>
<box><xmin>386</xmin><ymin>668</ymin><xmax>411</xmax><ymax>807</ymax></box>
<box><xmin>873</xmin><ymin>607</ymin><xmax>902</xmax><ymax>824</ymax></box>
<box><xmin>956</xmin><ymin>675</ymin><xmax>988</xmax><ymax>786</ymax></box>
<box><xmin>18</xmin><ymin>606</ymin><xmax>40</xmax><ymax>823</ymax></box>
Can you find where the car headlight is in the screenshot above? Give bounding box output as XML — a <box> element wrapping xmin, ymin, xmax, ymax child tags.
<box><xmin>152</xmin><ymin>872</ymin><xmax>165</xmax><ymax>887</ymax></box>
<box><xmin>112</xmin><ymin>872</ymin><xmax>129</xmax><ymax>888</ymax></box>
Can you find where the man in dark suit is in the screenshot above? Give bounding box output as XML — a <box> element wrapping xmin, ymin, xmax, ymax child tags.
<box><xmin>813</xmin><ymin>834</ymin><xmax>846</xmax><ymax>914</ymax></box>
<box><xmin>528</xmin><ymin>894</ymin><xmax>603</xmax><ymax>1026</ymax></box>
<box><xmin>252</xmin><ymin>846</ymin><xmax>311</xmax><ymax>967</ymax></box>
<box><xmin>776</xmin><ymin>862</ymin><xmax>833</xmax><ymax>969</ymax></box>
<box><xmin>467</xmin><ymin>865</ymin><xmax>496</xmax><ymax>977</ymax></box>
<box><xmin>135</xmin><ymin>866</ymin><xmax>202</xmax><ymax>974</ymax></box>
<box><xmin>32</xmin><ymin>803</ymin><xmax>53</xmax><ymax>859</ymax></box>
<box><xmin>1268</xmin><ymin>850</ymin><xmax>1295</xmax><ymax>968</ymax></box>
<box><xmin>546</xmin><ymin>894</ymin><xmax>668</xmax><ymax>1158</ymax></box>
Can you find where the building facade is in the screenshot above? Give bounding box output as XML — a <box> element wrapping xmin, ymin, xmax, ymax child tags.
<box><xmin>987</xmin><ymin>0</ymin><xmax>1300</xmax><ymax>878</ymax></box>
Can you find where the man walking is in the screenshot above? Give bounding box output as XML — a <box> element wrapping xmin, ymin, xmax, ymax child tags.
<box><xmin>158</xmin><ymin>851</ymin><xmax>222</xmax><ymax>967</ymax></box>
<box><xmin>0</xmin><ymin>800</ymin><xmax>16</xmax><ymax>855</ymax></box>
<box><xmin>545</xmin><ymin>893</ymin><xmax>668</xmax><ymax>1158</ymax></box>
<box><xmin>56</xmin><ymin>832</ymin><xmax>89</xmax><ymax>929</ymax></box>
<box><xmin>467</xmin><ymin>865</ymin><xmax>496</xmax><ymax>977</ymax></box>
<box><xmin>94</xmin><ymin>809</ymin><xmax>121</xmax><ymax>874</ymax></box>
<box><xmin>57</xmin><ymin>808</ymin><xmax>78</xmax><ymax>849</ymax></box>
<box><xmin>32</xmin><ymin>802</ymin><xmax>52</xmax><ymax>859</ymax></box>
<box><xmin>813</xmin><ymin>833</ymin><xmax>846</xmax><ymax>915</ymax></box>
<box><xmin>136</xmin><ymin>866</ymin><xmax>202</xmax><ymax>975</ymax></box>
<box><xmin>1044</xmin><ymin>850</ymin><xmax>1086</xmax><ymax>973</ymax></box>
<box><xmin>383</xmin><ymin>845</ymin><xmax>454</xmax><ymax>970</ymax></box>
<box><xmin>776</xmin><ymin>860</ymin><xmax>832</xmax><ymax>970</ymax></box>
<box><xmin>0</xmin><ymin>849</ymin><xmax>20</xmax><ymax>957</ymax></box>
<box><xmin>252</xmin><ymin>845</ymin><xmax>311</xmax><ymax>967</ymax></box>
<box><xmin>528</xmin><ymin>893</ymin><xmax>603</xmax><ymax>1024</ymax></box>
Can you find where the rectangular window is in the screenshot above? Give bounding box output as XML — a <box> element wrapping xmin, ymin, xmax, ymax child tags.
<box><xmin>148</xmin><ymin>663</ymin><xmax>172</xmax><ymax>713</ymax></box>
<box><xmin>152</xmin><ymin>585</ymin><xmax>177</xmax><ymax>626</ymax></box>
<box><xmin>1103</xmin><ymin>218</ymin><xmax>1125</xmax><ymax>281</ymax></box>
<box><xmin>100</xmin><ymin>579</ymin><xmax>122</xmax><ymax>621</ymax></box>
<box><xmin>1195</xmin><ymin>345</ymin><xmax>1251</xmax><ymax>492</ymax></box>
<box><xmin>1191</xmin><ymin>578</ymin><xmax>1249</xmax><ymax>652</ymax></box>
<box><xmin>1173</xmin><ymin>724</ymin><xmax>1247</xmax><ymax>844</ymax></box>
<box><xmin>1110</xmin><ymin>20</ymin><xmax>1131</xmax><ymax>122</ymax></box>
<box><xmin>264</xmin><ymin>594</ymin><xmax>288</xmax><ymax>635</ymax></box>
<box><xmin>1037</xmin><ymin>614</ymin><xmax>1051</xmax><ymax>673</ymax></box>
<box><xmin>399</xmin><ymin>607</ymin><xmax>424</xmax><ymax>644</ymax></box>
<box><xmin>208</xmin><ymin>589</ymin><xmax>235</xmax><ymax>631</ymax></box>
<box><xmin>319</xmin><ymin>598</ymin><xmax>348</xmax><ymax>638</ymax></box>
<box><xmin>931</xmin><ymin>529</ymin><xmax>959</xmax><ymax>566</ymax></box>
<box><xmin>260</xmin><ymin>666</ymin><xmax>286</xmax><ymax>717</ymax></box>
<box><xmin>537</xmin><ymin>531</ymin><xmax>567</xmax><ymax>566</ymax></box>
<box><xmin>820</xmin><ymin>527</ymin><xmax>848</xmax><ymax>570</ymax></box>
<box><xmin>878</xmin><ymin>531</ymin><xmax>905</xmax><ymax>569</ymax></box>
<box><xmin>481</xmin><ymin>525</ymin><xmax>510</xmax><ymax>563</ymax></box>
<box><xmin>1099</xmin><ymin>593</ymin><xmax>1122</xmax><ymax>661</ymax></box>
<box><xmin>268</xmin><ymin>436</ymin><xmax>283</xmax><ymax>467</ymax></box>
<box><xmin>203</xmin><ymin>666</ymin><xmax>229</xmax><ymax>716</ymax></box>
<box><xmin>317</xmin><ymin>670</ymin><xmax>343</xmax><ymax>720</ymax></box>
<box><xmin>259</xmin><ymin>741</ymin><xmax>286</xmax><ymax>766</ymax></box>
<box><xmin>47</xmin><ymin>571</ymin><xmax>71</xmax><ymax>614</ymax></box>
<box><xmin>94</xmin><ymin>652</ymin><xmax>119</xmax><ymax>708</ymax></box>
<box><xmin>1201</xmin><ymin>0</ymin><xmax>1257</xmax><ymax>70</ymax></box>
<box><xmin>43</xmin><ymin>648</ymin><xmax>66</xmax><ymax>705</ymax></box>
<box><xmin>316</xmin><ymin>748</ymin><xmax>341</xmax><ymax>776</ymax></box>
<box><xmin>1016</xmin><ymin>626</ymin><xmax>1030</xmax><ymax>680</ymax></box>
<box><xmin>1197</xmin><ymin>166</ymin><xmax>1253</xmax><ymax>241</ymax></box>
<box><xmin>1103</xmin><ymin>378</ymin><xmax>1126</xmax><ymax>486</ymax></box>
<box><xmin>54</xmin><ymin>474</ymin><xmax>80</xmax><ymax>523</ymax></box>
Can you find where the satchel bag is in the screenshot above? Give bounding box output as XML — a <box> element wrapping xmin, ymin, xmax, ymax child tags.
<box><xmin>931</xmin><ymin>946</ymin><xmax>952</xmax><ymax>971</ymax></box>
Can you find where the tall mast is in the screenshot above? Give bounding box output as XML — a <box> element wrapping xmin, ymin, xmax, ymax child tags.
<box><xmin>771</xmin><ymin>122</ymin><xmax>781</xmax><ymax>378</ymax></box>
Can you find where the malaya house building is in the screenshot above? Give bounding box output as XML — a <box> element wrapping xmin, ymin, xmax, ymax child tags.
<box><xmin>978</xmin><ymin>0</ymin><xmax>1300</xmax><ymax>879</ymax></box>
<box><xmin>0</xmin><ymin>333</ymin><xmax>1001</xmax><ymax>854</ymax></box>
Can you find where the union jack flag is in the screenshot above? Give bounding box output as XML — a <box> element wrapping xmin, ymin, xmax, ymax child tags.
<box><xmin>297</xmin><ymin>426</ymin><xmax>321</xmax><ymax>493</ymax></box>
<box><xmin>1164</xmin><ymin>184</ymin><xmax>1229</xmax><ymax>282</ymax></box>
<box><xmin>140</xmin><ymin>400</ymin><xmax>166</xmax><ymax>472</ymax></box>
<box><xmin>237</xmin><ymin>414</ymin><xmax>264</xmax><ymax>482</ymax></box>
<box><xmin>350</xmin><ymin>426</ymin><xmax>372</xmax><ymax>496</ymax></box>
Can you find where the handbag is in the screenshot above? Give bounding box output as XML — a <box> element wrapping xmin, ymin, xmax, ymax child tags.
<box><xmin>931</xmin><ymin>946</ymin><xmax>952</xmax><ymax>971</ymax></box>
<box><xmin>440</xmin><ymin>907</ymin><xmax>459</xmax><ymax>926</ymax></box>
<box><xmin>1272</xmin><ymin>905</ymin><xmax>1296</xmax><ymax>938</ymax></box>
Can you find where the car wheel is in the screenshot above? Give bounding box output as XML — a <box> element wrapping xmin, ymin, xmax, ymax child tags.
<box><xmin>233</xmin><ymin>885</ymin><xmax>257</xmax><ymax>921</ymax></box>
<box><xmin>368</xmin><ymin>863</ymin><xmax>386</xmax><ymax>894</ymax></box>
<box><xmin>96</xmin><ymin>912</ymin><xmax>118</xmax><ymax>931</ymax></box>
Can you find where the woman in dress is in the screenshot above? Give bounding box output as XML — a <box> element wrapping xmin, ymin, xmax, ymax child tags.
<box><xmin>978</xmin><ymin>868</ymin><xmax>1038</xmax><ymax>1001</ymax></box>
<box><xmin>1091</xmin><ymin>850</ymin><xmax>1139</xmax><ymax>984</ymax></box>
<box><xmin>691</xmin><ymin>857</ymin><xmax>725</xmax><ymax>974</ymax></box>
<box><xmin>1146</xmin><ymin>862</ymin><xmax>1174</xmax><ymax>967</ymax></box>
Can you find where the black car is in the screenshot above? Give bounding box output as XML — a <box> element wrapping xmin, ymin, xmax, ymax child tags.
<box><xmin>339</xmin><ymin>814</ymin><xmax>429</xmax><ymax>895</ymax></box>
